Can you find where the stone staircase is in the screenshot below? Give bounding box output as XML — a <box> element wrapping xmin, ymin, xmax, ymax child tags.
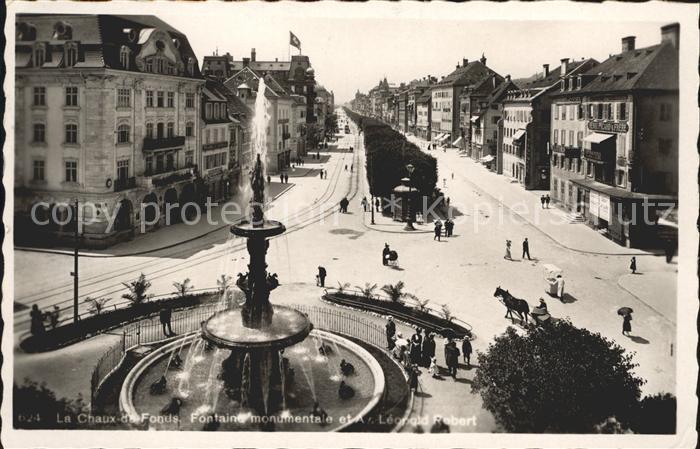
<box><xmin>565</xmin><ymin>211</ymin><xmax>586</xmax><ymax>224</ymax></box>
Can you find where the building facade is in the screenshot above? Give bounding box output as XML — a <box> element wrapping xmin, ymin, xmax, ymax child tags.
<box><xmin>14</xmin><ymin>14</ymin><xmax>204</xmax><ymax>248</ymax></box>
<box><xmin>415</xmin><ymin>89</ymin><xmax>432</xmax><ymax>140</ymax></box>
<box><xmin>549</xmin><ymin>25</ymin><xmax>679</xmax><ymax>247</ymax></box>
<box><xmin>200</xmin><ymin>79</ymin><xmax>235</xmax><ymax>203</ymax></box>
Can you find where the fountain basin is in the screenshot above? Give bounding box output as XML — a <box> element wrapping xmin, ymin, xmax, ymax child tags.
<box><xmin>231</xmin><ymin>219</ymin><xmax>286</xmax><ymax>238</ymax></box>
<box><xmin>119</xmin><ymin>330</ymin><xmax>385</xmax><ymax>431</ymax></box>
<box><xmin>202</xmin><ymin>305</ymin><xmax>312</xmax><ymax>350</ymax></box>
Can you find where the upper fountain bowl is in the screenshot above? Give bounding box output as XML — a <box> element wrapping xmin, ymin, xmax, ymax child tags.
<box><xmin>231</xmin><ymin>219</ymin><xmax>286</xmax><ymax>238</ymax></box>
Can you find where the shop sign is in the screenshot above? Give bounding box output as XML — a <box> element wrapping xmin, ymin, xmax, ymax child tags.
<box><xmin>589</xmin><ymin>191</ymin><xmax>600</xmax><ymax>217</ymax></box>
<box><xmin>588</xmin><ymin>120</ymin><xmax>629</xmax><ymax>133</ymax></box>
<box><xmin>589</xmin><ymin>191</ymin><xmax>611</xmax><ymax>222</ymax></box>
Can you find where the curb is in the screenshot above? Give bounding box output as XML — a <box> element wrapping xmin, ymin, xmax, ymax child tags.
<box><xmin>15</xmin><ymin>183</ymin><xmax>296</xmax><ymax>258</ymax></box>
<box><xmin>615</xmin><ymin>274</ymin><xmax>675</xmax><ymax>327</ymax></box>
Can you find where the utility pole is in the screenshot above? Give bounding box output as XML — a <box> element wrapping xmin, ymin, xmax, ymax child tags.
<box><xmin>71</xmin><ymin>198</ymin><xmax>79</xmax><ymax>323</ymax></box>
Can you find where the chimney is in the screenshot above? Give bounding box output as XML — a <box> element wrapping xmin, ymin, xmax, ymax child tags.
<box><xmin>505</xmin><ymin>74</ymin><xmax>511</xmax><ymax>83</ymax></box>
<box><xmin>661</xmin><ymin>23</ymin><xmax>680</xmax><ymax>49</ymax></box>
<box><xmin>480</xmin><ymin>53</ymin><xmax>487</xmax><ymax>65</ymax></box>
<box><xmin>621</xmin><ymin>36</ymin><xmax>636</xmax><ymax>52</ymax></box>
<box><xmin>251</xmin><ymin>48</ymin><xmax>256</xmax><ymax>62</ymax></box>
<box><xmin>463</xmin><ymin>58</ymin><xmax>468</xmax><ymax>67</ymax></box>
<box><xmin>560</xmin><ymin>58</ymin><xmax>569</xmax><ymax>75</ymax></box>
<box><xmin>543</xmin><ymin>64</ymin><xmax>550</xmax><ymax>77</ymax></box>
<box><xmin>242</xmin><ymin>57</ymin><xmax>250</xmax><ymax>67</ymax></box>
<box><xmin>493</xmin><ymin>76</ymin><xmax>497</xmax><ymax>88</ymax></box>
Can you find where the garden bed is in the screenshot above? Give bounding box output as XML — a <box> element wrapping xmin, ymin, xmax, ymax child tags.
<box><xmin>19</xmin><ymin>293</ymin><xmax>219</xmax><ymax>353</ymax></box>
<box><xmin>322</xmin><ymin>291</ymin><xmax>473</xmax><ymax>340</ymax></box>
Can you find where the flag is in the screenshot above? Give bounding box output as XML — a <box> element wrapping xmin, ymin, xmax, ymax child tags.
<box><xmin>289</xmin><ymin>31</ymin><xmax>301</xmax><ymax>50</ymax></box>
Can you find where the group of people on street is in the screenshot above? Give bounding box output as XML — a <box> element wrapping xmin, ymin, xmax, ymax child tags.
<box><xmin>344</xmin><ymin>164</ymin><xmax>354</xmax><ymax>172</ymax></box>
<box><xmin>29</xmin><ymin>304</ymin><xmax>61</xmax><ymax>336</ymax></box>
<box><xmin>339</xmin><ymin>197</ymin><xmax>350</xmax><ymax>213</ymax></box>
<box><xmin>504</xmin><ymin>237</ymin><xmax>531</xmax><ymax>261</ymax></box>
<box><xmin>279</xmin><ymin>172</ymin><xmax>290</xmax><ymax>183</ymax></box>
<box><xmin>318</xmin><ymin>169</ymin><xmax>328</xmax><ymax>179</ymax></box>
<box><xmin>539</xmin><ymin>194</ymin><xmax>552</xmax><ymax>209</ymax></box>
<box><xmin>361</xmin><ymin>196</ymin><xmax>381</xmax><ymax>213</ymax></box>
<box><xmin>433</xmin><ymin>219</ymin><xmax>455</xmax><ymax>241</ymax></box>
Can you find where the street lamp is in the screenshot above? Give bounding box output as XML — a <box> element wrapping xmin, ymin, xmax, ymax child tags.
<box><xmin>404</xmin><ymin>163</ymin><xmax>415</xmax><ymax>230</ymax></box>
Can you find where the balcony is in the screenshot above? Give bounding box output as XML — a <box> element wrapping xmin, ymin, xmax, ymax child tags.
<box><xmin>564</xmin><ymin>146</ymin><xmax>581</xmax><ymax>159</ymax></box>
<box><xmin>113</xmin><ymin>176</ymin><xmax>136</xmax><ymax>192</ymax></box>
<box><xmin>138</xmin><ymin>166</ymin><xmax>194</xmax><ymax>188</ymax></box>
<box><xmin>202</xmin><ymin>141</ymin><xmax>228</xmax><ymax>152</ymax></box>
<box><xmin>617</xmin><ymin>155</ymin><xmax>628</xmax><ymax>166</ymax></box>
<box><xmin>142</xmin><ymin>136</ymin><xmax>186</xmax><ymax>151</ymax></box>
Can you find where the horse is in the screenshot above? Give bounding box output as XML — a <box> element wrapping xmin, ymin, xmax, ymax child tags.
<box><xmin>493</xmin><ymin>286</ymin><xmax>530</xmax><ymax>324</ymax></box>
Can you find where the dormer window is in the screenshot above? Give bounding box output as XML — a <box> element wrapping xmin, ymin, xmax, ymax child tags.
<box><xmin>576</xmin><ymin>76</ymin><xmax>582</xmax><ymax>89</ymax></box>
<box><xmin>17</xmin><ymin>22</ymin><xmax>37</xmax><ymax>41</ymax></box>
<box><xmin>33</xmin><ymin>43</ymin><xmax>46</xmax><ymax>67</ymax></box>
<box><xmin>560</xmin><ymin>79</ymin><xmax>565</xmax><ymax>91</ymax></box>
<box><xmin>52</xmin><ymin>21</ymin><xmax>72</xmax><ymax>40</ymax></box>
<box><xmin>64</xmin><ymin>41</ymin><xmax>78</xmax><ymax>67</ymax></box>
<box><xmin>120</xmin><ymin>46</ymin><xmax>131</xmax><ymax>70</ymax></box>
<box><xmin>187</xmin><ymin>57</ymin><xmax>195</xmax><ymax>75</ymax></box>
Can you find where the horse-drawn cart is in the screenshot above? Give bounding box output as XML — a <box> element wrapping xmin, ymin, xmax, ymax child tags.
<box><xmin>530</xmin><ymin>306</ymin><xmax>552</xmax><ymax>326</ymax></box>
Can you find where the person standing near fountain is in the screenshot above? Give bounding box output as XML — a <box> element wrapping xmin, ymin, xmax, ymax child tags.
<box><xmin>160</xmin><ymin>305</ymin><xmax>174</xmax><ymax>337</ymax></box>
<box><xmin>385</xmin><ymin>316</ymin><xmax>396</xmax><ymax>349</ymax></box>
<box><xmin>317</xmin><ymin>266</ymin><xmax>327</xmax><ymax>287</ymax></box>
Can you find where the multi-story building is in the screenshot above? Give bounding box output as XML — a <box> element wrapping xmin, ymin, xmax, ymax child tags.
<box><xmin>200</xmin><ymin>78</ymin><xmax>236</xmax><ymax>203</ymax></box>
<box><xmin>14</xmin><ymin>14</ymin><xmax>204</xmax><ymax>248</ymax></box>
<box><xmin>290</xmin><ymin>95</ymin><xmax>308</xmax><ymax>159</ymax></box>
<box><xmin>350</xmin><ymin>90</ymin><xmax>370</xmax><ymax>116</ymax></box>
<box><xmin>549</xmin><ymin>24</ymin><xmax>679</xmax><ymax>248</ymax></box>
<box><xmin>406</xmin><ymin>78</ymin><xmax>434</xmax><ymax>135</ymax></box>
<box><xmin>431</xmin><ymin>56</ymin><xmax>501</xmax><ymax>146</ymax></box>
<box><xmin>502</xmin><ymin>57</ymin><xmax>598</xmax><ymax>190</ymax></box>
<box><xmin>226</xmin><ymin>93</ymin><xmax>253</xmax><ymax>178</ymax></box>
<box><xmin>468</xmin><ymin>77</ymin><xmax>516</xmax><ymax>170</ymax></box>
<box><xmin>415</xmin><ymin>88</ymin><xmax>433</xmax><ymax>140</ymax></box>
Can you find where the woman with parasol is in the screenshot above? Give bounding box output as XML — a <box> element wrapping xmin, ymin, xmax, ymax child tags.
<box><xmin>618</xmin><ymin>307</ymin><xmax>633</xmax><ymax>336</ymax></box>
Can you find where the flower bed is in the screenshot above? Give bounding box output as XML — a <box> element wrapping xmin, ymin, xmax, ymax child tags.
<box><xmin>322</xmin><ymin>290</ymin><xmax>473</xmax><ymax>340</ymax></box>
<box><xmin>19</xmin><ymin>293</ymin><xmax>219</xmax><ymax>353</ymax></box>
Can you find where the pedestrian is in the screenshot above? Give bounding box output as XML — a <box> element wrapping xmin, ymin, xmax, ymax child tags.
<box><xmin>319</xmin><ymin>170</ymin><xmax>323</xmax><ymax>180</ymax></box>
<box><xmin>408</xmin><ymin>364</ymin><xmax>420</xmax><ymax>393</ymax></box>
<box><xmin>267</xmin><ymin>175</ymin><xmax>271</xmax><ymax>185</ymax></box>
<box><xmin>540</xmin><ymin>195</ymin><xmax>546</xmax><ymax>209</ymax></box>
<box><xmin>159</xmin><ymin>305</ymin><xmax>174</xmax><ymax>337</ymax></box>
<box><xmin>345</xmin><ymin>164</ymin><xmax>347</xmax><ymax>171</ymax></box>
<box><xmin>280</xmin><ymin>173</ymin><xmax>284</xmax><ymax>183</ymax></box>
<box><xmin>545</xmin><ymin>194</ymin><xmax>551</xmax><ymax>208</ymax></box>
<box><xmin>410</xmin><ymin>328</ymin><xmax>423</xmax><ymax>364</ymax></box>
<box><xmin>630</xmin><ymin>256</ymin><xmax>637</xmax><ymax>274</ymax></box>
<box><xmin>556</xmin><ymin>274</ymin><xmax>565</xmax><ymax>300</ymax></box>
<box><xmin>421</xmin><ymin>332</ymin><xmax>436</xmax><ymax>367</ymax></box>
<box><xmin>522</xmin><ymin>237</ymin><xmax>531</xmax><ymax>260</ymax></box>
<box><xmin>443</xmin><ymin>178</ymin><xmax>447</xmax><ymax>187</ymax></box>
<box><xmin>451</xmin><ymin>172</ymin><xmax>454</xmax><ymax>180</ymax></box>
<box><xmin>430</xmin><ymin>415</ymin><xmax>450</xmax><ymax>433</ymax></box>
<box><xmin>622</xmin><ymin>313</ymin><xmax>632</xmax><ymax>336</ymax></box>
<box><xmin>429</xmin><ymin>356</ymin><xmax>439</xmax><ymax>378</ymax></box>
<box><xmin>504</xmin><ymin>239</ymin><xmax>512</xmax><ymax>260</ymax></box>
<box><xmin>444</xmin><ymin>338</ymin><xmax>459</xmax><ymax>379</ymax></box>
<box><xmin>361</xmin><ymin>197</ymin><xmax>368</xmax><ymax>212</ymax></box>
<box><xmin>445</xmin><ymin>218</ymin><xmax>454</xmax><ymax>237</ymax></box>
<box><xmin>29</xmin><ymin>304</ymin><xmax>46</xmax><ymax>336</ymax></box>
<box><xmin>539</xmin><ymin>297</ymin><xmax>548</xmax><ymax>312</ymax></box>
<box><xmin>317</xmin><ymin>266</ymin><xmax>327</xmax><ymax>287</ymax></box>
<box><xmin>446</xmin><ymin>197</ymin><xmax>451</xmax><ymax>208</ymax></box>
<box><xmin>382</xmin><ymin>243</ymin><xmax>391</xmax><ymax>266</ymax></box>
<box><xmin>285</xmin><ymin>173</ymin><xmax>289</xmax><ymax>183</ymax></box>
<box><xmin>385</xmin><ymin>316</ymin><xmax>396</xmax><ymax>350</ymax></box>
<box><xmin>461</xmin><ymin>337</ymin><xmax>472</xmax><ymax>367</ymax></box>
<box><xmin>375</xmin><ymin>197</ymin><xmax>380</xmax><ymax>212</ymax></box>
<box><xmin>49</xmin><ymin>305</ymin><xmax>60</xmax><ymax>329</ymax></box>
<box><xmin>351</xmin><ymin>163</ymin><xmax>354</xmax><ymax>172</ymax></box>
<box><xmin>434</xmin><ymin>220</ymin><xmax>442</xmax><ymax>241</ymax></box>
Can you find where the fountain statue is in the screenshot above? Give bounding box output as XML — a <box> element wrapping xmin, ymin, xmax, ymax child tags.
<box><xmin>200</xmin><ymin>152</ymin><xmax>312</xmax><ymax>416</ymax></box>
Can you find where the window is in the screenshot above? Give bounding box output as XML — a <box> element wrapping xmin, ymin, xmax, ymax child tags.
<box><xmin>186</xmin><ymin>93</ymin><xmax>195</xmax><ymax>108</ymax></box>
<box><xmin>185</xmin><ymin>151</ymin><xmax>194</xmax><ymax>167</ymax></box>
<box><xmin>167</xmin><ymin>122</ymin><xmax>174</xmax><ymax>137</ymax></box>
<box><xmin>117</xmin><ymin>159</ymin><xmax>129</xmax><ymax>180</ymax></box>
<box><xmin>561</xmin><ymin>105</ymin><xmax>566</xmax><ymax>120</ymax></box>
<box><xmin>146</xmin><ymin>155</ymin><xmax>153</xmax><ymax>174</ymax></box>
<box><xmin>605</xmin><ymin>103</ymin><xmax>613</xmax><ymax>120</ymax></box>
<box><xmin>117</xmin><ymin>88</ymin><xmax>131</xmax><ymax>108</ymax></box>
<box><xmin>619</xmin><ymin>102</ymin><xmax>627</xmax><ymax>121</ymax></box>
<box><xmin>553</xmin><ymin>129</ymin><xmax>558</xmax><ymax>145</ymax></box>
<box><xmin>146</xmin><ymin>123</ymin><xmax>154</xmax><ymax>138</ymax></box>
<box><xmin>157</xmin><ymin>122</ymin><xmax>164</xmax><ymax>138</ymax></box>
<box><xmin>33</xmin><ymin>87</ymin><xmax>46</xmax><ymax>106</ymax></box>
<box><xmin>146</xmin><ymin>90</ymin><xmax>154</xmax><ymax>107</ymax></box>
<box><xmin>33</xmin><ymin>123</ymin><xmax>46</xmax><ymax>143</ymax></box>
<box><xmin>205</xmin><ymin>129</ymin><xmax>210</xmax><ymax>144</ymax></box>
<box><xmin>64</xmin><ymin>42</ymin><xmax>78</xmax><ymax>67</ymax></box>
<box><xmin>157</xmin><ymin>91</ymin><xmax>164</xmax><ymax>108</ymax></box>
<box><xmin>577</xmin><ymin>131</ymin><xmax>583</xmax><ymax>147</ymax></box>
<box><xmin>167</xmin><ymin>92</ymin><xmax>175</xmax><ymax>108</ymax></box>
<box><xmin>117</xmin><ymin>124</ymin><xmax>130</xmax><ymax>143</ymax></box>
<box><xmin>120</xmin><ymin>46</ymin><xmax>130</xmax><ymax>69</ymax></box>
<box><xmin>569</xmin><ymin>131</ymin><xmax>574</xmax><ymax>147</ymax></box>
<box><xmin>65</xmin><ymin>160</ymin><xmax>78</xmax><ymax>182</ymax></box>
<box><xmin>658</xmin><ymin>138</ymin><xmax>672</xmax><ymax>155</ymax></box>
<box><xmin>205</xmin><ymin>103</ymin><xmax>212</xmax><ymax>119</ymax></box>
<box><xmin>33</xmin><ymin>44</ymin><xmax>45</xmax><ymax>67</ymax></box>
<box><xmin>561</xmin><ymin>130</ymin><xmax>566</xmax><ymax>146</ymax></box>
<box><xmin>214</xmin><ymin>103</ymin><xmax>220</xmax><ymax>119</ymax></box>
<box><xmin>166</xmin><ymin>153</ymin><xmax>174</xmax><ymax>171</ymax></box>
<box><xmin>65</xmin><ymin>123</ymin><xmax>78</xmax><ymax>144</ymax></box>
<box><xmin>616</xmin><ymin>170</ymin><xmax>625</xmax><ymax>187</ymax></box>
<box><xmin>65</xmin><ymin>86</ymin><xmax>78</xmax><ymax>106</ymax></box>
<box><xmin>587</xmin><ymin>161</ymin><xmax>593</xmax><ymax>177</ymax></box>
<box><xmin>187</xmin><ymin>58</ymin><xmax>195</xmax><ymax>75</ymax></box>
<box><xmin>577</xmin><ymin>104</ymin><xmax>584</xmax><ymax>120</ymax></box>
<box><xmin>596</xmin><ymin>104</ymin><xmax>603</xmax><ymax>119</ymax></box>
<box><xmin>569</xmin><ymin>105</ymin><xmax>575</xmax><ymax>120</ymax></box>
<box><xmin>587</xmin><ymin>104</ymin><xmax>594</xmax><ymax>119</ymax></box>
<box><xmin>145</xmin><ymin>59</ymin><xmax>153</xmax><ymax>73</ymax></box>
<box><xmin>33</xmin><ymin>160</ymin><xmax>45</xmax><ymax>181</ymax></box>
<box><xmin>185</xmin><ymin>122</ymin><xmax>194</xmax><ymax>137</ymax></box>
<box><xmin>660</xmin><ymin>103</ymin><xmax>671</xmax><ymax>121</ymax></box>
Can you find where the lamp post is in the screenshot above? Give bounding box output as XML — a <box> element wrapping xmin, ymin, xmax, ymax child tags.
<box><xmin>70</xmin><ymin>198</ymin><xmax>80</xmax><ymax>323</ymax></box>
<box><xmin>404</xmin><ymin>163</ymin><xmax>415</xmax><ymax>230</ymax></box>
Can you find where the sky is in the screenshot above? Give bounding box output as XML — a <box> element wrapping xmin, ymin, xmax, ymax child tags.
<box><xmin>156</xmin><ymin>9</ymin><xmax>668</xmax><ymax>105</ymax></box>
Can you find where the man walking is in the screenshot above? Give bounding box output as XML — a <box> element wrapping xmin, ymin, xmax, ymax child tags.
<box><xmin>317</xmin><ymin>266</ymin><xmax>327</xmax><ymax>287</ymax></box>
<box><xmin>444</xmin><ymin>339</ymin><xmax>459</xmax><ymax>380</ymax></box>
<box><xmin>540</xmin><ymin>195</ymin><xmax>546</xmax><ymax>209</ymax></box>
<box><xmin>522</xmin><ymin>237</ymin><xmax>531</xmax><ymax>260</ymax></box>
<box><xmin>375</xmin><ymin>198</ymin><xmax>381</xmax><ymax>212</ymax></box>
<box><xmin>434</xmin><ymin>220</ymin><xmax>442</xmax><ymax>241</ymax></box>
<box><xmin>385</xmin><ymin>316</ymin><xmax>396</xmax><ymax>350</ymax></box>
<box><xmin>545</xmin><ymin>194</ymin><xmax>551</xmax><ymax>209</ymax></box>
<box><xmin>361</xmin><ymin>196</ymin><xmax>368</xmax><ymax>212</ymax></box>
<box><xmin>461</xmin><ymin>337</ymin><xmax>472</xmax><ymax>368</ymax></box>
<box><xmin>159</xmin><ymin>305</ymin><xmax>174</xmax><ymax>337</ymax></box>
<box><xmin>382</xmin><ymin>243</ymin><xmax>391</xmax><ymax>266</ymax></box>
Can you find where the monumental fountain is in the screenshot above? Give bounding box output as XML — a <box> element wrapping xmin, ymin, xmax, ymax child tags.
<box><xmin>119</xmin><ymin>78</ymin><xmax>384</xmax><ymax>431</ymax></box>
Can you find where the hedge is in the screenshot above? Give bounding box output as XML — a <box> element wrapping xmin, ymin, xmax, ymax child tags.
<box><xmin>344</xmin><ymin>108</ymin><xmax>438</xmax><ymax>198</ymax></box>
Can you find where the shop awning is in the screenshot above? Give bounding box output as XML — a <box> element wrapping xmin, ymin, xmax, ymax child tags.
<box><xmin>452</xmin><ymin>137</ymin><xmax>464</xmax><ymax>146</ymax></box>
<box><xmin>433</xmin><ymin>133</ymin><xmax>445</xmax><ymax>142</ymax></box>
<box><xmin>480</xmin><ymin>155</ymin><xmax>495</xmax><ymax>163</ymax></box>
<box><xmin>583</xmin><ymin>132</ymin><xmax>615</xmax><ymax>144</ymax></box>
<box><xmin>512</xmin><ymin>129</ymin><xmax>526</xmax><ymax>141</ymax></box>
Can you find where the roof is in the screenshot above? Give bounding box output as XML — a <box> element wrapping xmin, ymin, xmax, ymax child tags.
<box><xmin>436</xmin><ymin>60</ymin><xmax>497</xmax><ymax>88</ymax></box>
<box><xmin>518</xmin><ymin>60</ymin><xmax>587</xmax><ymax>90</ymax></box>
<box><xmin>16</xmin><ymin>14</ymin><xmax>202</xmax><ymax>78</ymax></box>
<box><xmin>229</xmin><ymin>61</ymin><xmax>292</xmax><ymax>72</ymax></box>
<box><xmin>576</xmin><ymin>42</ymin><xmax>678</xmax><ymax>94</ymax></box>
<box><xmin>416</xmin><ymin>89</ymin><xmax>433</xmax><ymax>103</ymax></box>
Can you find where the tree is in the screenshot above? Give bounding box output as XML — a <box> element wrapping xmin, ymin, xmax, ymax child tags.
<box><xmin>440</xmin><ymin>304</ymin><xmax>453</xmax><ymax>322</ymax></box>
<box><xmin>14</xmin><ymin>379</ymin><xmax>89</xmax><ymax>429</ymax></box>
<box><xmin>355</xmin><ymin>282</ymin><xmax>378</xmax><ymax>300</ymax></box>
<box><xmin>122</xmin><ymin>273</ymin><xmax>152</xmax><ymax>306</ymax></box>
<box><xmin>381</xmin><ymin>281</ymin><xmax>406</xmax><ymax>303</ymax></box>
<box><xmin>629</xmin><ymin>392</ymin><xmax>676</xmax><ymax>434</ymax></box>
<box><xmin>173</xmin><ymin>278</ymin><xmax>194</xmax><ymax>299</ymax></box>
<box><xmin>471</xmin><ymin>320</ymin><xmax>645</xmax><ymax>433</ymax></box>
<box><xmin>84</xmin><ymin>296</ymin><xmax>112</xmax><ymax>316</ymax></box>
<box><xmin>336</xmin><ymin>281</ymin><xmax>351</xmax><ymax>294</ymax></box>
<box><xmin>217</xmin><ymin>274</ymin><xmax>232</xmax><ymax>296</ymax></box>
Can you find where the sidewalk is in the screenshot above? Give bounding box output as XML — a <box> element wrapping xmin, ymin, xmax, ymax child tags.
<box><xmin>406</xmin><ymin>134</ymin><xmax>653</xmax><ymax>256</ymax></box>
<box><xmin>15</xmin><ymin>182</ymin><xmax>295</xmax><ymax>258</ymax></box>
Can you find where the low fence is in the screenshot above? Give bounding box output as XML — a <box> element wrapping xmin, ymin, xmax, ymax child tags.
<box><xmin>89</xmin><ymin>301</ymin><xmax>387</xmax><ymax>407</ymax></box>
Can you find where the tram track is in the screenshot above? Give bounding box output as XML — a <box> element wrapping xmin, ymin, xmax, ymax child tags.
<box><xmin>14</xmin><ymin>134</ymin><xmax>361</xmax><ymax>330</ymax></box>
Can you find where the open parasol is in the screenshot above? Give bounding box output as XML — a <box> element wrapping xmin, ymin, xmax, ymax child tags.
<box><xmin>617</xmin><ymin>307</ymin><xmax>634</xmax><ymax>316</ymax></box>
